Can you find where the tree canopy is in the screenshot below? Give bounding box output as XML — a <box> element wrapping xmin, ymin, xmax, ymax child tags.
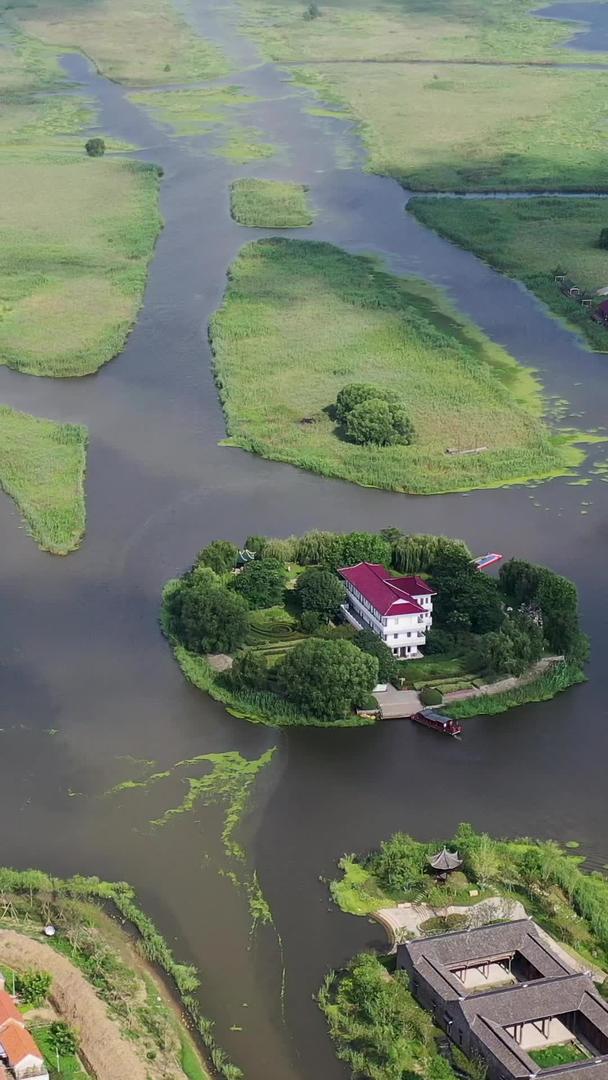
<box><xmin>195</xmin><ymin>539</ymin><xmax>238</xmax><ymax>574</ymax></box>
<box><xmin>232</xmin><ymin>557</ymin><xmax>287</xmax><ymax>609</ymax></box>
<box><xmin>352</xmin><ymin>628</ymin><xmax>398</xmax><ymax>683</ymax></box>
<box><xmin>499</xmin><ymin>557</ymin><xmax>587</xmax><ymax>660</ymax></box>
<box><xmin>295</xmin><ymin>567</ymin><xmax>346</xmax><ymax>621</ymax></box>
<box><xmin>276</xmin><ymin>638</ymin><xmax>378</xmax><ymax>722</ymax></box>
<box><xmin>165</xmin><ymin>570</ymin><xmax>249</xmax><ymax>654</ymax></box>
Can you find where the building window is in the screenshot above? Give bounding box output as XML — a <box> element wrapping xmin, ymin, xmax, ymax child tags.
<box><xmin>394</xmin><ymin>633</ymin><xmax>398</xmax><ymax>639</ymax></box>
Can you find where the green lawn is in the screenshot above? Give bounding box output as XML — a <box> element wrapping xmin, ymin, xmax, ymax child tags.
<box><xmin>35</xmin><ymin>1026</ymin><xmax>89</xmax><ymax>1079</ymax></box>
<box><xmin>210</xmin><ymin>237</ymin><xmax>583</xmax><ymax>494</ymax></box>
<box><xmin>410</xmin><ymin>197</ymin><xmax>608</xmax><ymax>351</ymax></box>
<box><xmin>0</xmin><ymin>405</ymin><xmax>87</xmax><ymax>554</ymax></box>
<box><xmin>230</xmin><ymin>179</ymin><xmax>314</xmax><ymax>227</ymax></box>
<box><xmin>529</xmin><ymin>1043</ymin><xmax>589</xmax><ymax>1068</ymax></box>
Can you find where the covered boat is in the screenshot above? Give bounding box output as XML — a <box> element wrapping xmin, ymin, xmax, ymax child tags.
<box><xmin>412</xmin><ymin>708</ymin><xmax>462</xmax><ymax>737</ymax></box>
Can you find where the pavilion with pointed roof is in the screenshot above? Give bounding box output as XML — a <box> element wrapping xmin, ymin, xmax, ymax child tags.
<box><xmin>428</xmin><ymin>847</ymin><xmax>462</xmax><ymax>880</ymax></box>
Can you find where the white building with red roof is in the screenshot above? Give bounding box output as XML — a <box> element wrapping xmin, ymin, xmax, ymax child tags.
<box><xmin>338</xmin><ymin>562</ymin><xmax>436</xmax><ymax>658</ymax></box>
<box><xmin>0</xmin><ymin>983</ymin><xmax>48</xmax><ymax>1080</ymax></box>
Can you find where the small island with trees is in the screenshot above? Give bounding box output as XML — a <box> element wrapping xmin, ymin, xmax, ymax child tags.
<box><xmin>161</xmin><ymin>528</ymin><xmax>587</xmax><ymax>727</ymax></box>
<box><xmin>321</xmin><ymin>825</ymin><xmax>608</xmax><ymax>1080</ymax></box>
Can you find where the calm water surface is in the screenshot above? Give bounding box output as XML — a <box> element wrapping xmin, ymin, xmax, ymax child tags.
<box><xmin>1</xmin><ymin>3</ymin><xmax>608</xmax><ymax>1078</ymax></box>
<box><xmin>536</xmin><ymin>2</ymin><xmax>608</xmax><ymax>50</ymax></box>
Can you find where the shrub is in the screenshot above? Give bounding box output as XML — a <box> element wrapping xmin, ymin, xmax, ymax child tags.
<box><xmin>85</xmin><ymin>137</ymin><xmax>105</xmax><ymax>157</ymax></box>
<box><xmin>232</xmin><ymin>558</ymin><xmax>287</xmax><ymax>609</ymax></box>
<box><xmin>420</xmin><ymin>686</ymin><xmax>443</xmax><ymax>706</ymax></box>
<box><xmin>372</xmin><ymin>832</ymin><xmax>428</xmax><ymax>894</ymax></box>
<box><xmin>599</xmin><ymin>228</ymin><xmax>608</xmax><ymax>249</ymax></box>
<box><xmin>14</xmin><ymin>969</ymin><xmax>51</xmax><ymax>1006</ymax></box>
<box><xmin>276</xmin><ymin>638</ymin><xmax>378</xmax><ymax>722</ymax></box>
<box><xmin>599</xmin><ymin>978</ymin><xmax>608</xmax><ymax>1002</ymax></box>
<box><xmin>195</xmin><ymin>539</ymin><xmax>238</xmax><ymax>574</ymax></box>
<box><xmin>300</xmin><ymin>610</ymin><xmax>324</xmax><ymax>633</ymax></box>
<box><xmin>47</xmin><ymin>1022</ymin><xmax>77</xmax><ymax>1057</ymax></box>
<box><xmin>231</xmin><ymin>649</ymin><xmax>268</xmax><ymax>691</ymax></box>
<box><xmin>303</xmin><ymin>0</ymin><xmax>320</xmax><ymax>17</ymax></box>
<box><xmin>295</xmin><ymin>567</ymin><xmax>346</xmax><ymax>621</ymax></box>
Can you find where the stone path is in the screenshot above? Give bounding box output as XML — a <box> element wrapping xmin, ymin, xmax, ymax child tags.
<box><xmin>373</xmin><ymin>896</ymin><xmax>527</xmax><ymax>948</ymax></box>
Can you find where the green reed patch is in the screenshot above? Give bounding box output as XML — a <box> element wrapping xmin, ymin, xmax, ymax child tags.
<box><xmin>230</xmin><ymin>179</ymin><xmax>313</xmax><ymax>228</ymax></box>
<box><xmin>0</xmin><ymin>405</ymin><xmax>87</xmax><ymax>554</ymax></box>
<box><xmin>130</xmin><ymin>86</ymin><xmax>256</xmax><ymax>137</ymax></box>
<box><xmin>410</xmin><ymin>196</ymin><xmax>608</xmax><ymax>352</ymax></box>
<box><xmin>209</xmin><ymin>238</ymin><xmax>583</xmax><ymax>494</ymax></box>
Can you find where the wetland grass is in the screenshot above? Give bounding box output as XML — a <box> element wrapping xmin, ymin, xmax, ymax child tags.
<box><xmin>210</xmin><ymin>238</ymin><xmax>582</xmax><ymax>494</ymax></box>
<box><xmin>230</xmin><ymin>178</ymin><xmax>313</xmax><ymax>227</ymax></box>
<box><xmin>0</xmin><ymin>405</ymin><xmax>87</xmax><ymax>554</ymax></box>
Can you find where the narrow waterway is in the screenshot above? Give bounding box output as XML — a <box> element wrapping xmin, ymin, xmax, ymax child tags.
<box><xmin>1</xmin><ymin>3</ymin><xmax>608</xmax><ymax>1078</ymax></box>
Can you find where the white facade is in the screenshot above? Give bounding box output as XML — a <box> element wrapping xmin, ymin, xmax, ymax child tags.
<box><xmin>341</xmin><ymin>582</ymin><xmax>433</xmax><ymax>658</ymax></box>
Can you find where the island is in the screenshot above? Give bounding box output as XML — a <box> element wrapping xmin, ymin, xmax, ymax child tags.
<box><xmin>0</xmin><ymin>866</ymin><xmax>235</xmax><ymax>1080</ymax></box>
<box><xmin>210</xmin><ymin>238</ymin><xmax>586</xmax><ymax>494</ymax></box>
<box><xmin>229</xmin><ymin>179</ymin><xmax>314</xmax><ymax>228</ymax></box>
<box><xmin>161</xmin><ymin>528</ymin><xmax>587</xmax><ymax>727</ymax></box>
<box><xmin>322</xmin><ymin>824</ymin><xmax>608</xmax><ymax>1080</ymax></box>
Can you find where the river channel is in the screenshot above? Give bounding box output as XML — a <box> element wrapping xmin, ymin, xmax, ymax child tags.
<box><xmin>1</xmin><ymin>2</ymin><xmax>608</xmax><ymax>1077</ymax></box>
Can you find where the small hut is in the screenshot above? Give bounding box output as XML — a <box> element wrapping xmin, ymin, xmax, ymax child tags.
<box><xmin>428</xmin><ymin>847</ymin><xmax>462</xmax><ymax>883</ymax></box>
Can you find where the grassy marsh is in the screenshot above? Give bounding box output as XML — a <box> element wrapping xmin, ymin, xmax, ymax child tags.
<box><xmin>130</xmin><ymin>86</ymin><xmax>256</xmax><ymax>137</ymax></box>
<box><xmin>210</xmin><ymin>238</ymin><xmax>582</xmax><ymax>494</ymax></box>
<box><xmin>1</xmin><ymin>0</ymin><xmax>228</xmax><ymax>85</ymax></box>
<box><xmin>230</xmin><ymin>179</ymin><xmax>313</xmax><ymax>227</ymax></box>
<box><xmin>0</xmin><ymin>405</ymin><xmax>87</xmax><ymax>554</ymax></box>
<box><xmin>410</xmin><ymin>196</ymin><xmax>608</xmax><ymax>350</ymax></box>
<box><xmin>292</xmin><ymin>62</ymin><xmax>608</xmax><ymax>192</ymax></box>
<box><xmin>239</xmin><ymin>0</ymin><xmax>605</xmax><ymax>64</ymax></box>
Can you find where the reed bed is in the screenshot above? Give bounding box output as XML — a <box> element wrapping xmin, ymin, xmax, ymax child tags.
<box><xmin>0</xmin><ymin>405</ymin><xmax>87</xmax><ymax>554</ymax></box>
<box><xmin>230</xmin><ymin>179</ymin><xmax>313</xmax><ymax>228</ymax></box>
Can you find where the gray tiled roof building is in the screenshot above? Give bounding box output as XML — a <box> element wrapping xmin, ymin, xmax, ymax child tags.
<box><xmin>397</xmin><ymin>919</ymin><xmax>608</xmax><ymax>1080</ymax></box>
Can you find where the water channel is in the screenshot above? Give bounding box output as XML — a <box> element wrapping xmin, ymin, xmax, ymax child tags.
<box><xmin>1</xmin><ymin>2</ymin><xmax>608</xmax><ymax>1077</ymax></box>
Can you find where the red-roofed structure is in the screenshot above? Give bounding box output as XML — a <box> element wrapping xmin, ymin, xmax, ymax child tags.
<box><xmin>338</xmin><ymin>562</ymin><xmax>436</xmax><ymax>658</ymax></box>
<box><xmin>0</xmin><ymin>986</ymin><xmax>48</xmax><ymax>1080</ymax></box>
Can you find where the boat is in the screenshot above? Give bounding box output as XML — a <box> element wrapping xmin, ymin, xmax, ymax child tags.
<box><xmin>473</xmin><ymin>552</ymin><xmax>503</xmax><ymax>570</ymax></box>
<box><xmin>412</xmin><ymin>708</ymin><xmax>462</xmax><ymax>737</ymax></box>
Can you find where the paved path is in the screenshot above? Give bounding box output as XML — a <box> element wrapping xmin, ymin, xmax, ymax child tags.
<box><xmin>373</xmin><ymin>685</ymin><xmax>421</xmax><ymax>718</ymax></box>
<box><xmin>374</xmin><ymin>896</ymin><xmax>527</xmax><ymax>948</ymax></box>
<box><xmin>444</xmin><ymin>656</ymin><xmax>564</xmax><ymax>703</ymax></box>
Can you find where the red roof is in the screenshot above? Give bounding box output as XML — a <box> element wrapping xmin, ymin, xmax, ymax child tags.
<box><xmin>0</xmin><ymin>1021</ymin><xmax>43</xmax><ymax>1066</ymax></box>
<box><xmin>338</xmin><ymin>562</ymin><xmax>435</xmax><ymax>616</ymax></box>
<box><xmin>0</xmin><ymin>991</ymin><xmax>23</xmax><ymax>1031</ymax></box>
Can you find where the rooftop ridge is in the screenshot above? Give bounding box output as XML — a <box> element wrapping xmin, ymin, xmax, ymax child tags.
<box><xmin>463</xmin><ymin>969</ymin><xmax>590</xmax><ymax>1004</ymax></box>
<box><xmin>407</xmin><ymin>918</ymin><xmax>533</xmax><ymax>949</ymax></box>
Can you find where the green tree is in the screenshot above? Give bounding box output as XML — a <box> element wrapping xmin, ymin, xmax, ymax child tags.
<box><xmin>303</xmin><ymin>0</ymin><xmax>320</xmax><ymax>17</ymax></box>
<box><xmin>599</xmin><ymin>228</ymin><xmax>608</xmax><ymax>250</ymax></box>
<box><xmin>47</xmin><ymin>1022</ymin><xmax>77</xmax><ymax>1057</ymax></box>
<box><xmin>15</xmin><ymin>969</ymin><xmax>52</xmax><ymax>1006</ymax></box>
<box><xmin>244</xmin><ymin>535</ymin><xmax>267</xmax><ymax>556</ymax></box>
<box><xmin>536</xmin><ymin>569</ymin><xmax>583</xmax><ymax>658</ymax></box>
<box><xmin>432</xmin><ymin>555</ymin><xmax>504</xmax><ymax>635</ymax></box>
<box><xmin>295</xmin><ymin>529</ymin><xmax>343</xmax><ymax>566</ymax></box>
<box><xmin>339</xmin><ymin>531</ymin><xmax>392</xmax><ymax>569</ymax></box>
<box><xmin>475</xmin><ymin>614</ymin><xmax>545</xmax><ymax>677</ymax></box>
<box><xmin>195</xmin><ymin>539</ymin><xmax>238</xmax><ymax>574</ymax></box>
<box><xmin>346</xmin><ymin>397</ymin><xmax>413</xmax><ymax>446</ymax></box>
<box><xmin>232</xmin><ymin>557</ymin><xmax>287</xmax><ymax>609</ymax></box>
<box><xmin>85</xmin><ymin>137</ymin><xmax>105</xmax><ymax>157</ymax></box>
<box><xmin>295</xmin><ymin>567</ymin><xmax>346</xmax><ymax>621</ymax></box>
<box><xmin>335</xmin><ymin>382</ymin><xmax>390</xmax><ymax>421</ymax></box>
<box><xmin>231</xmin><ymin>648</ymin><xmax>268</xmax><ymax>691</ymax></box>
<box><xmin>276</xmin><ymin>638</ymin><xmax>378</xmax><ymax>722</ymax></box>
<box><xmin>372</xmin><ymin>832</ymin><xmax>428</xmax><ymax>894</ymax></box>
<box><xmin>392</xmin><ymin>534</ymin><xmax>471</xmax><ymax>574</ymax></box>
<box><xmin>165</xmin><ymin>572</ymin><xmax>249</xmax><ymax>653</ymax></box>
<box><xmin>499</xmin><ymin>558</ymin><xmax>542</xmax><ymax>607</ymax></box>
<box><xmin>352</xmin><ymin>628</ymin><xmax>398</xmax><ymax>682</ymax></box>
